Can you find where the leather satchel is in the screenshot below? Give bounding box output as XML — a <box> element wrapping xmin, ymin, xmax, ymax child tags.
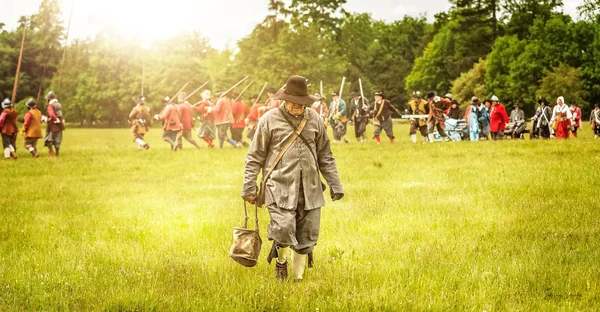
<box><xmin>230</xmin><ymin>201</ymin><xmax>262</xmax><ymax>267</ymax></box>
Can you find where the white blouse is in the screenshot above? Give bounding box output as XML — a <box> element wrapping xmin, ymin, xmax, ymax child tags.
<box><xmin>551</xmin><ymin>104</ymin><xmax>572</xmax><ymax>122</ymax></box>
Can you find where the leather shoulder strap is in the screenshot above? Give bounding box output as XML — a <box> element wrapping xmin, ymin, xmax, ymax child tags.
<box><xmin>375</xmin><ymin>100</ymin><xmax>386</xmax><ymax>118</ymax></box>
<box><xmin>261</xmin><ymin>112</ymin><xmax>308</xmax><ymax>185</ymax></box>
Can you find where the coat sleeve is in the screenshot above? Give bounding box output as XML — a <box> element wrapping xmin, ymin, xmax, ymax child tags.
<box><xmin>0</xmin><ymin>111</ymin><xmax>6</xmax><ymax>128</ymax></box>
<box><xmin>242</xmin><ymin>117</ymin><xmax>270</xmax><ymax>197</ymax></box>
<box><xmin>129</xmin><ymin>107</ymin><xmax>138</xmax><ymax>119</ymax></box>
<box><xmin>159</xmin><ymin>105</ymin><xmax>170</xmax><ymax>121</ymax></box>
<box><xmin>338</xmin><ymin>100</ymin><xmax>346</xmax><ymax>116</ymax></box>
<box><xmin>48</xmin><ymin>104</ymin><xmax>58</xmax><ymax>120</ymax></box>
<box><xmin>315</xmin><ymin>118</ymin><xmax>343</xmax><ymax>196</ymax></box>
<box><xmin>502</xmin><ymin>106</ymin><xmax>509</xmax><ymax>124</ymax></box>
<box><xmin>23</xmin><ymin>112</ymin><xmax>32</xmax><ymax>130</ymax></box>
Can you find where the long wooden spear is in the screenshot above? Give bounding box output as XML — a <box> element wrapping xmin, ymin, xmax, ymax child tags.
<box><xmin>233</xmin><ymin>81</ymin><xmax>253</xmax><ymax>102</ymax></box>
<box><xmin>168</xmin><ymin>82</ymin><xmax>190</xmax><ymax>104</ymax></box>
<box><xmin>219</xmin><ymin>75</ymin><xmax>250</xmax><ymax>99</ymax></box>
<box><xmin>320</xmin><ymin>80</ymin><xmax>323</xmax><ymax>97</ymax></box>
<box><xmin>36</xmin><ymin>43</ymin><xmax>53</xmax><ymax>105</ymax></box>
<box><xmin>57</xmin><ymin>0</ymin><xmax>75</xmax><ymax>96</ymax></box>
<box><xmin>254</xmin><ymin>82</ymin><xmax>268</xmax><ymax>105</ymax></box>
<box><xmin>11</xmin><ymin>17</ymin><xmax>28</xmax><ymax>104</ymax></box>
<box><xmin>182</xmin><ymin>81</ymin><xmax>209</xmax><ymax>102</ymax></box>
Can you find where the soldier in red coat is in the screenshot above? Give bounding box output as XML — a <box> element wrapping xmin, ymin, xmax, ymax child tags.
<box><xmin>194</xmin><ymin>90</ymin><xmax>216</xmax><ymax>148</ymax></box>
<box><xmin>177</xmin><ymin>92</ymin><xmax>201</xmax><ymax>149</ymax></box>
<box><xmin>489</xmin><ymin>95</ymin><xmax>509</xmax><ymax>140</ymax></box>
<box><xmin>230</xmin><ymin>92</ymin><xmax>251</xmax><ymax>147</ymax></box>
<box><xmin>0</xmin><ymin>99</ymin><xmax>18</xmax><ymax>159</ymax></box>
<box><xmin>245</xmin><ymin>94</ymin><xmax>263</xmax><ymax>140</ymax></box>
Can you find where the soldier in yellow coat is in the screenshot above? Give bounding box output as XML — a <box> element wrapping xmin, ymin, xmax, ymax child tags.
<box><xmin>408</xmin><ymin>91</ymin><xmax>429</xmax><ymax>143</ymax></box>
<box><xmin>22</xmin><ymin>99</ymin><xmax>43</xmax><ymax>158</ymax></box>
<box><xmin>128</xmin><ymin>96</ymin><xmax>151</xmax><ymax>150</ymax></box>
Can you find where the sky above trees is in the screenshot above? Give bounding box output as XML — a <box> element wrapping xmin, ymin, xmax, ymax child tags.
<box><xmin>1</xmin><ymin>0</ymin><xmax>581</xmax><ymax>50</ymax></box>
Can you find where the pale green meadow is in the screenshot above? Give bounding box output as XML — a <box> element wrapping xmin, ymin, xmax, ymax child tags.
<box><xmin>1</xmin><ymin>124</ymin><xmax>599</xmax><ymax>311</ymax></box>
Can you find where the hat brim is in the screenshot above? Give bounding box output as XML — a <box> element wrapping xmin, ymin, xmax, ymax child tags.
<box><xmin>274</xmin><ymin>88</ymin><xmax>319</xmax><ymax>106</ymax></box>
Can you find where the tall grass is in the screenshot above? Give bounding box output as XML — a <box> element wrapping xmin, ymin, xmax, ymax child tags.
<box><xmin>1</xmin><ymin>125</ymin><xmax>599</xmax><ymax>311</ymax></box>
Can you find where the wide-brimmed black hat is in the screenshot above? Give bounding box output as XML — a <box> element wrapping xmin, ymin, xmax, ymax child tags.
<box><xmin>314</xmin><ymin>93</ymin><xmax>325</xmax><ymax>100</ymax></box>
<box><xmin>538</xmin><ymin>97</ymin><xmax>548</xmax><ymax>105</ymax></box>
<box><xmin>274</xmin><ymin>75</ymin><xmax>319</xmax><ymax>106</ymax></box>
<box><xmin>513</xmin><ymin>103</ymin><xmax>520</xmax><ymax>107</ymax></box>
<box><xmin>374</xmin><ymin>91</ymin><xmax>384</xmax><ymax>98</ymax></box>
<box><xmin>331</xmin><ymin>92</ymin><xmax>340</xmax><ymax>97</ymax></box>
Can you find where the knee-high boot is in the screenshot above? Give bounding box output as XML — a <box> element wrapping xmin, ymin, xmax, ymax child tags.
<box><xmin>292</xmin><ymin>251</ymin><xmax>307</xmax><ymax>281</ymax></box>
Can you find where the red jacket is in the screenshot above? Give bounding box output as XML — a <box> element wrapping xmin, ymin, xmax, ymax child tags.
<box><xmin>264</xmin><ymin>97</ymin><xmax>281</xmax><ymax>113</ymax></box>
<box><xmin>159</xmin><ymin>104</ymin><xmax>181</xmax><ymax>131</ymax></box>
<box><xmin>193</xmin><ymin>100</ymin><xmax>214</xmax><ymax>121</ymax></box>
<box><xmin>247</xmin><ymin>103</ymin><xmax>262</xmax><ymax>123</ymax></box>
<box><xmin>231</xmin><ymin>100</ymin><xmax>250</xmax><ymax>128</ymax></box>
<box><xmin>0</xmin><ymin>108</ymin><xmax>18</xmax><ymax>135</ymax></box>
<box><xmin>490</xmin><ymin>103</ymin><xmax>509</xmax><ymax>132</ymax></box>
<box><xmin>178</xmin><ymin>102</ymin><xmax>194</xmax><ymax>131</ymax></box>
<box><xmin>212</xmin><ymin>98</ymin><xmax>232</xmax><ymax>125</ymax></box>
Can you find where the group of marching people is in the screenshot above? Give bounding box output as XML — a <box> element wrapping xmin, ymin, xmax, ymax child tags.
<box><xmin>129</xmin><ymin>87</ymin><xmax>284</xmax><ymax>151</ymax></box>
<box><xmin>0</xmin><ymin>91</ymin><xmax>64</xmax><ymax>160</ymax></box>
<box><xmin>405</xmin><ymin>92</ymin><xmax>599</xmax><ymax>143</ymax></box>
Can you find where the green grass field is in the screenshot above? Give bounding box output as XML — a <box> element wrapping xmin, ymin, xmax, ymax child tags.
<box><xmin>1</xmin><ymin>124</ymin><xmax>599</xmax><ymax>311</ymax></box>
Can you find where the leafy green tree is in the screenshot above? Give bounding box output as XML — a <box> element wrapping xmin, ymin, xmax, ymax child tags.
<box><xmin>536</xmin><ymin>63</ymin><xmax>588</xmax><ymax>109</ymax></box>
<box><xmin>451</xmin><ymin>59</ymin><xmax>487</xmax><ymax>107</ymax></box>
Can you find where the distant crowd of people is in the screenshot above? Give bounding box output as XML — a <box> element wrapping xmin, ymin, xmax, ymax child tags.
<box><xmin>3</xmin><ymin>86</ymin><xmax>600</xmax><ymax>160</ymax></box>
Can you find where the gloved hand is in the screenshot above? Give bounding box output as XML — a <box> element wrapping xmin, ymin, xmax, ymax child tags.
<box><xmin>242</xmin><ymin>195</ymin><xmax>256</xmax><ymax>204</ymax></box>
<box><xmin>153</xmin><ymin>114</ymin><xmax>159</xmax><ymax>120</ymax></box>
<box><xmin>331</xmin><ymin>193</ymin><xmax>344</xmax><ymax>201</ymax></box>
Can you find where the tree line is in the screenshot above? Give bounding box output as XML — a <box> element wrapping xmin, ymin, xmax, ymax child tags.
<box><xmin>1</xmin><ymin>0</ymin><xmax>599</xmax><ymax>126</ymax></box>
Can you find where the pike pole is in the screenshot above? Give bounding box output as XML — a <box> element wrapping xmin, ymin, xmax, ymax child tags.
<box><xmin>254</xmin><ymin>82</ymin><xmax>268</xmax><ymax>105</ymax></box>
<box><xmin>11</xmin><ymin>17</ymin><xmax>28</xmax><ymax>104</ymax></box>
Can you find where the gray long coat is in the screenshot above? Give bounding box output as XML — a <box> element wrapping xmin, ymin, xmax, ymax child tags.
<box><xmin>242</xmin><ymin>106</ymin><xmax>343</xmax><ymax>210</ymax></box>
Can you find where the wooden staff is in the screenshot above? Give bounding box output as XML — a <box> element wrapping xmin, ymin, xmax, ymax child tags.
<box><xmin>141</xmin><ymin>53</ymin><xmax>145</xmax><ymax>96</ymax></box>
<box><xmin>182</xmin><ymin>81</ymin><xmax>210</xmax><ymax>102</ymax></box>
<box><xmin>254</xmin><ymin>82</ymin><xmax>268</xmax><ymax>105</ymax></box>
<box><xmin>234</xmin><ymin>81</ymin><xmax>253</xmax><ymax>102</ymax></box>
<box><xmin>320</xmin><ymin>80</ymin><xmax>323</xmax><ymax>97</ymax></box>
<box><xmin>339</xmin><ymin>76</ymin><xmax>346</xmax><ymax>99</ymax></box>
<box><xmin>359</xmin><ymin>78</ymin><xmax>367</xmax><ymax>107</ymax></box>
<box><xmin>168</xmin><ymin>82</ymin><xmax>190</xmax><ymax>103</ymax></box>
<box><xmin>57</xmin><ymin>0</ymin><xmax>75</xmax><ymax>95</ymax></box>
<box><xmin>11</xmin><ymin>17</ymin><xmax>28</xmax><ymax>104</ymax></box>
<box><xmin>36</xmin><ymin>43</ymin><xmax>54</xmax><ymax>105</ymax></box>
<box><xmin>219</xmin><ymin>75</ymin><xmax>250</xmax><ymax>99</ymax></box>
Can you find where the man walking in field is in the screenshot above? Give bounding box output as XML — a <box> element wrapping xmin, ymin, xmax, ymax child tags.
<box><xmin>245</xmin><ymin>94</ymin><xmax>263</xmax><ymax>140</ymax></box>
<box><xmin>348</xmin><ymin>91</ymin><xmax>369</xmax><ymax>142</ymax></box>
<box><xmin>426</xmin><ymin>92</ymin><xmax>451</xmax><ymax>143</ymax></box>
<box><xmin>408</xmin><ymin>91</ymin><xmax>428</xmax><ymax>143</ymax></box>
<box><xmin>242</xmin><ymin>75</ymin><xmax>344</xmax><ymax>282</ymax></box>
<box><xmin>155</xmin><ymin>96</ymin><xmax>181</xmax><ymax>150</ymax></box>
<box><xmin>590</xmin><ymin>104</ymin><xmax>600</xmax><ymax>139</ymax></box>
<box><xmin>209</xmin><ymin>93</ymin><xmax>241</xmax><ymax>148</ymax></box>
<box><xmin>311</xmin><ymin>93</ymin><xmax>328</xmax><ymax>124</ymax></box>
<box><xmin>22</xmin><ymin>98</ymin><xmax>43</xmax><ymax>157</ymax></box>
<box><xmin>370</xmin><ymin>91</ymin><xmax>398</xmax><ymax>144</ymax></box>
<box><xmin>231</xmin><ymin>92</ymin><xmax>250</xmax><ymax>147</ymax></box>
<box><xmin>0</xmin><ymin>98</ymin><xmax>18</xmax><ymax>160</ymax></box>
<box><xmin>195</xmin><ymin>90</ymin><xmax>216</xmax><ymax>148</ymax></box>
<box><xmin>177</xmin><ymin>93</ymin><xmax>201</xmax><ymax>149</ymax></box>
<box><xmin>44</xmin><ymin>91</ymin><xmax>65</xmax><ymax>156</ymax></box>
<box><xmin>128</xmin><ymin>96</ymin><xmax>151</xmax><ymax>150</ymax></box>
<box><xmin>328</xmin><ymin>92</ymin><xmax>348</xmax><ymax>144</ymax></box>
